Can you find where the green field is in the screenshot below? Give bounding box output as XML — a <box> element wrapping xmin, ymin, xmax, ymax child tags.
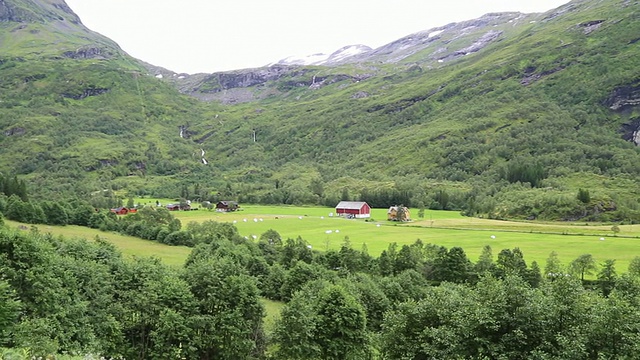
<box><xmin>4</xmin><ymin>220</ymin><xmax>192</xmax><ymax>267</ymax></box>
<box><xmin>173</xmin><ymin>205</ymin><xmax>640</xmax><ymax>271</ymax></box>
<box><xmin>6</xmin><ymin>205</ymin><xmax>640</xmax><ymax>271</ymax></box>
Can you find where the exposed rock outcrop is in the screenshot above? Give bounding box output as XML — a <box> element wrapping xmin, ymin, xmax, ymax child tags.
<box><xmin>63</xmin><ymin>46</ymin><xmax>112</xmax><ymax>59</ymax></box>
<box><xmin>4</xmin><ymin>127</ymin><xmax>25</xmax><ymax>136</ymax></box>
<box><xmin>51</xmin><ymin>2</ymin><xmax>76</xmax><ymax>17</ymax></box>
<box><xmin>621</xmin><ymin>117</ymin><xmax>640</xmax><ymax>145</ymax></box>
<box><xmin>352</xmin><ymin>91</ymin><xmax>369</xmax><ymax>99</ymax></box>
<box><xmin>343</xmin><ymin>12</ymin><xmax>522</xmax><ymax>65</ymax></box>
<box><xmin>605</xmin><ymin>81</ymin><xmax>640</xmax><ymax>111</ymax></box>
<box><xmin>520</xmin><ymin>66</ymin><xmax>564</xmax><ymax>86</ymax></box>
<box><xmin>63</xmin><ymin>87</ymin><xmax>110</xmax><ymax>100</ymax></box>
<box><xmin>438</xmin><ymin>30</ymin><xmax>503</xmax><ymax>62</ymax></box>
<box><xmin>197</xmin><ymin>65</ymin><xmax>298</xmax><ymax>93</ymax></box>
<box><xmin>578</xmin><ymin>19</ymin><xmax>605</xmax><ymax>34</ymax></box>
<box><xmin>0</xmin><ymin>0</ymin><xmax>15</xmax><ymax>21</ymax></box>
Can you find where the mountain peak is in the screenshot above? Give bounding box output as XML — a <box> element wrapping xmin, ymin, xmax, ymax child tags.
<box><xmin>0</xmin><ymin>0</ymin><xmax>81</xmax><ymax>24</ymax></box>
<box><xmin>0</xmin><ymin>0</ymin><xmax>126</xmax><ymax>61</ymax></box>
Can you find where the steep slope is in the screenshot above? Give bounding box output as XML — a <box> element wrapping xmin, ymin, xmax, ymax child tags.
<box><xmin>0</xmin><ymin>0</ymin><xmax>119</xmax><ymax>58</ymax></box>
<box><xmin>168</xmin><ymin>12</ymin><xmax>541</xmax><ymax>104</ymax></box>
<box><xmin>2</xmin><ymin>0</ymin><xmax>640</xmax><ymax>222</ymax></box>
<box><xmin>0</xmin><ymin>0</ymin><xmax>218</xmax><ymax>197</ymax></box>
<box><xmin>174</xmin><ymin>0</ymin><xmax>640</xmax><ymax>220</ymax></box>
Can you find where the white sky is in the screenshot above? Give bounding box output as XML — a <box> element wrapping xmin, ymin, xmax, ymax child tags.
<box><xmin>64</xmin><ymin>0</ymin><xmax>570</xmax><ymax>74</ymax></box>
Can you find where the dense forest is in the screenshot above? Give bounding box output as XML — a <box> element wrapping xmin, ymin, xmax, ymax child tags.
<box><xmin>2</xmin><ymin>216</ymin><xmax>640</xmax><ymax>359</ymax></box>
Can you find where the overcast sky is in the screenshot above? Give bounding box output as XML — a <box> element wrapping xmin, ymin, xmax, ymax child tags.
<box><xmin>64</xmin><ymin>0</ymin><xmax>570</xmax><ymax>74</ymax></box>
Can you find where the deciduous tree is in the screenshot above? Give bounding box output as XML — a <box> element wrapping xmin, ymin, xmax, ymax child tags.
<box><xmin>569</xmin><ymin>254</ymin><xmax>597</xmax><ymax>281</ymax></box>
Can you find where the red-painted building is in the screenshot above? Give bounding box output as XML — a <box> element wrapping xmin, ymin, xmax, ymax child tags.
<box><xmin>335</xmin><ymin>201</ymin><xmax>371</xmax><ymax>219</ymax></box>
<box><xmin>110</xmin><ymin>207</ymin><xmax>137</xmax><ymax>215</ymax></box>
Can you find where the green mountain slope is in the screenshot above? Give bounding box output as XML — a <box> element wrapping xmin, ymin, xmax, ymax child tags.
<box><xmin>0</xmin><ymin>0</ymin><xmax>221</xmax><ymax>196</ymax></box>
<box><xmin>2</xmin><ymin>0</ymin><xmax>640</xmax><ymax>221</ymax></box>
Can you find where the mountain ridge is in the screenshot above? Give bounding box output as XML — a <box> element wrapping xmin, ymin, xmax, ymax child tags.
<box><xmin>2</xmin><ymin>0</ymin><xmax>640</xmax><ymax>222</ymax></box>
<box><xmin>162</xmin><ymin>10</ymin><xmax>546</xmax><ymax>104</ymax></box>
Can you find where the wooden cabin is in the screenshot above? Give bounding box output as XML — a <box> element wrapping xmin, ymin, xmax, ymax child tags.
<box><xmin>387</xmin><ymin>205</ymin><xmax>410</xmax><ymax>221</ymax></box>
<box><xmin>216</xmin><ymin>200</ymin><xmax>239</xmax><ymax>212</ymax></box>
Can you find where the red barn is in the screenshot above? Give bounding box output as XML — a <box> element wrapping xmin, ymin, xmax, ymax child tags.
<box><xmin>335</xmin><ymin>201</ymin><xmax>371</xmax><ymax>219</ymax></box>
<box><xmin>110</xmin><ymin>207</ymin><xmax>138</xmax><ymax>215</ymax></box>
<box><xmin>110</xmin><ymin>207</ymin><xmax>129</xmax><ymax>215</ymax></box>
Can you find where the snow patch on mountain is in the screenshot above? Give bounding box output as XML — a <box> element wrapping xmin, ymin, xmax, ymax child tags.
<box><xmin>428</xmin><ymin>29</ymin><xmax>444</xmax><ymax>38</ymax></box>
<box><xmin>273</xmin><ymin>44</ymin><xmax>372</xmax><ymax>66</ymax></box>
<box><xmin>275</xmin><ymin>52</ymin><xmax>331</xmax><ymax>66</ymax></box>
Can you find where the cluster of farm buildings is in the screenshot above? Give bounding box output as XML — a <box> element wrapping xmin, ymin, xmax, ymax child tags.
<box><xmin>110</xmin><ymin>200</ymin><xmax>239</xmax><ymax>215</ymax></box>
<box><xmin>111</xmin><ymin>200</ymin><xmax>410</xmax><ymax>221</ymax></box>
<box><xmin>335</xmin><ymin>201</ymin><xmax>410</xmax><ymax>221</ymax></box>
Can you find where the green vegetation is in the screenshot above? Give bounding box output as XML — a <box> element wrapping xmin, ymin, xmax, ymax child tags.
<box><xmin>6</xmin><ymin>204</ymin><xmax>640</xmax><ymax>275</ymax></box>
<box><xmin>4</xmin><ymin>0</ymin><xmax>640</xmax><ymax>357</ymax></box>
<box><xmin>3</xmin><ymin>216</ymin><xmax>640</xmax><ymax>359</ymax></box>
<box><xmin>0</xmin><ymin>0</ymin><xmax>640</xmax><ymax>223</ymax></box>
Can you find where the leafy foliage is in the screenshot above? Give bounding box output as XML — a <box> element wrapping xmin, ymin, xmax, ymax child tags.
<box><xmin>3</xmin><ymin>213</ymin><xmax>640</xmax><ymax>358</ymax></box>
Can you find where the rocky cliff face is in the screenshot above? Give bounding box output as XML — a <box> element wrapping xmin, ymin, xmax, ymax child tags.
<box><xmin>620</xmin><ymin>118</ymin><xmax>640</xmax><ymax>145</ymax></box>
<box><xmin>606</xmin><ymin>81</ymin><xmax>640</xmax><ymax>111</ymax></box>
<box><xmin>210</xmin><ymin>66</ymin><xmax>295</xmax><ymax>91</ymax></box>
<box><xmin>0</xmin><ymin>0</ymin><xmax>15</xmax><ymax>21</ymax></box>
<box><xmin>157</xmin><ymin>11</ymin><xmax>535</xmax><ymax>103</ymax></box>
<box><xmin>610</xmin><ymin>81</ymin><xmax>640</xmax><ymax>146</ymax></box>
<box><xmin>336</xmin><ymin>12</ymin><xmax>531</xmax><ymax>65</ymax></box>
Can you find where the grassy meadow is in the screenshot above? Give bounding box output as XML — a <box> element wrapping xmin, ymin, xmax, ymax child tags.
<box><xmin>6</xmin><ymin>203</ymin><xmax>640</xmax><ymax>272</ymax></box>
<box><xmin>4</xmin><ymin>220</ymin><xmax>192</xmax><ymax>267</ymax></box>
<box><xmin>172</xmin><ymin>205</ymin><xmax>640</xmax><ymax>271</ymax></box>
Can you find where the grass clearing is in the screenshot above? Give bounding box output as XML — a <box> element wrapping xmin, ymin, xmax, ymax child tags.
<box><xmin>261</xmin><ymin>298</ymin><xmax>285</xmax><ymax>335</ymax></box>
<box><xmin>4</xmin><ymin>220</ymin><xmax>191</xmax><ymax>267</ymax></box>
<box><xmin>174</xmin><ymin>205</ymin><xmax>640</xmax><ymax>271</ymax></box>
<box><xmin>6</xmin><ymin>205</ymin><xmax>640</xmax><ymax>272</ymax></box>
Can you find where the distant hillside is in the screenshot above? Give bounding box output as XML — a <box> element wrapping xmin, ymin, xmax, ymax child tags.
<box><xmin>2</xmin><ymin>0</ymin><xmax>640</xmax><ymax>222</ymax></box>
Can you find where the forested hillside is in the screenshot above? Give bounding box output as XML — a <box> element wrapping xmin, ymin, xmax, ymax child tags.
<box><xmin>2</xmin><ymin>0</ymin><xmax>640</xmax><ymax>221</ymax></box>
<box><xmin>2</xmin><ymin>220</ymin><xmax>640</xmax><ymax>359</ymax></box>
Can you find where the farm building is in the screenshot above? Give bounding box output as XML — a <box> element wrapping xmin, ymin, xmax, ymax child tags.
<box><xmin>335</xmin><ymin>201</ymin><xmax>371</xmax><ymax>219</ymax></box>
<box><xmin>216</xmin><ymin>200</ymin><xmax>239</xmax><ymax>212</ymax></box>
<box><xmin>387</xmin><ymin>205</ymin><xmax>410</xmax><ymax>221</ymax></box>
<box><xmin>166</xmin><ymin>203</ymin><xmax>190</xmax><ymax>211</ymax></box>
<box><xmin>110</xmin><ymin>206</ymin><xmax>138</xmax><ymax>215</ymax></box>
<box><xmin>110</xmin><ymin>207</ymin><xmax>137</xmax><ymax>215</ymax></box>
<box><xmin>110</xmin><ymin>207</ymin><xmax>128</xmax><ymax>215</ymax></box>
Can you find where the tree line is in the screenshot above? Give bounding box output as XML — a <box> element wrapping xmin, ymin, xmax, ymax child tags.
<box><xmin>2</xmin><ymin>216</ymin><xmax>640</xmax><ymax>359</ymax></box>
